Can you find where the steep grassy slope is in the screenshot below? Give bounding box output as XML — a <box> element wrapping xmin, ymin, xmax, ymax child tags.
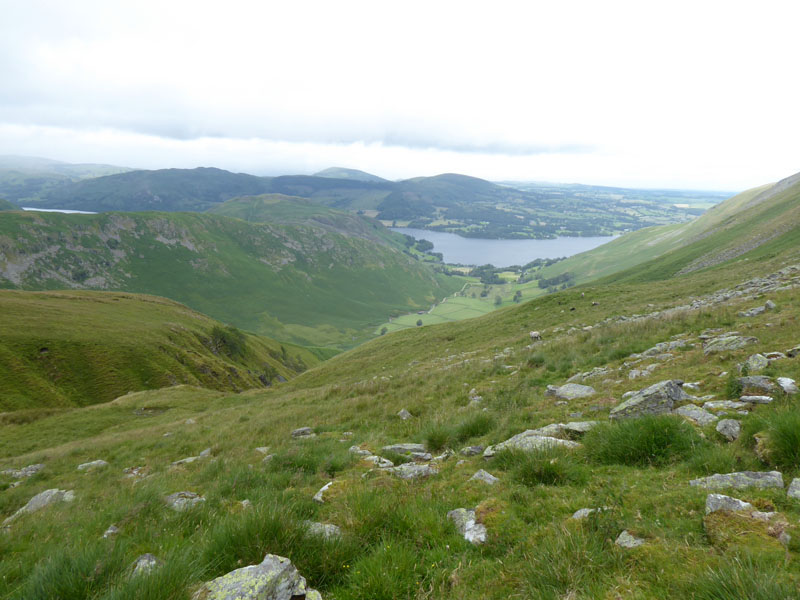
<box><xmin>0</xmin><ymin>291</ymin><xmax>318</xmax><ymax>412</ymax></box>
<box><xmin>0</xmin><ymin>198</ymin><xmax>17</xmax><ymax>211</ymax></box>
<box><xmin>0</xmin><ymin>211</ymin><xmax>463</xmax><ymax>347</ymax></box>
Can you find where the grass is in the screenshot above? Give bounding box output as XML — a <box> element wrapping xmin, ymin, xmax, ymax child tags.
<box><xmin>492</xmin><ymin>447</ymin><xmax>588</xmax><ymax>487</ymax></box>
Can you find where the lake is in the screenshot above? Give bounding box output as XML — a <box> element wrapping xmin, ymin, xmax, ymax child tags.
<box><xmin>392</xmin><ymin>228</ymin><xmax>616</xmax><ymax>267</ymax></box>
<box><xmin>23</xmin><ymin>207</ymin><xmax>97</xmax><ymax>214</ymax></box>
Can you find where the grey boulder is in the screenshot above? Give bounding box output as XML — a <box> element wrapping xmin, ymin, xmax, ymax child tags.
<box><xmin>303</xmin><ymin>521</ymin><xmax>342</xmax><ymax>539</ymax></box>
<box><xmin>738</xmin><ymin>376</ymin><xmax>776</xmax><ymax>394</ymax></box>
<box><xmin>609</xmin><ymin>380</ymin><xmax>691</xmax><ymax>420</ymax></box>
<box><xmin>703</xmin><ymin>334</ymin><xmax>759</xmax><ymax>354</ymax></box>
<box><xmin>545</xmin><ymin>383</ymin><xmax>596</xmax><ymax>400</ymax></box>
<box><xmin>291</xmin><ymin>427</ymin><xmax>316</xmax><ymax>439</ymax></box>
<box><xmin>77</xmin><ymin>459</ymin><xmax>109</xmax><ymax>472</ymax></box>
<box><xmin>397</xmin><ymin>408</ymin><xmax>413</xmax><ymax>420</ymax></box>
<box><xmin>716</xmin><ymin>419</ymin><xmax>741</xmax><ymax>442</ymax></box>
<box><xmin>165</xmin><ymin>491</ymin><xmax>205</xmax><ymax>512</ymax></box>
<box><xmin>470</xmin><ymin>469</ymin><xmax>499</xmax><ymax>485</ymax></box>
<box><xmin>382</xmin><ymin>443</ymin><xmax>427</xmax><ymax>455</ymax></box>
<box><xmin>483</xmin><ymin>432</ymin><xmax>580</xmax><ymax>459</ymax></box>
<box><xmin>788</xmin><ymin>478</ymin><xmax>800</xmax><ymax>500</ymax></box>
<box><xmin>388</xmin><ymin>463</ymin><xmax>437</xmax><ymax>480</ymax></box>
<box><xmin>131</xmin><ymin>553</ymin><xmax>162</xmax><ymax>577</ymax></box>
<box><xmin>615</xmin><ymin>530</ymin><xmax>645</xmax><ymax>548</ymax></box>
<box><xmin>689</xmin><ymin>471</ymin><xmax>784</xmax><ymax>490</ymax></box>
<box><xmin>2</xmin><ymin>488</ymin><xmax>75</xmax><ymax>526</ymax></box>
<box><xmin>777</xmin><ymin>377</ymin><xmax>798</xmax><ymax>395</ymax></box>
<box><xmin>674</xmin><ymin>404</ymin><xmax>718</xmax><ymax>427</ymax></box>
<box><xmin>705</xmin><ymin>494</ymin><xmax>753</xmax><ymax>514</ymax></box>
<box><xmin>447</xmin><ymin>508</ymin><xmax>487</xmax><ymax>544</ymax></box>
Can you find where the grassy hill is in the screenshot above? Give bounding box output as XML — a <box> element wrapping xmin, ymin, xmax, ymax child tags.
<box><xmin>0</xmin><ymin>210</ymin><xmax>463</xmax><ymax>348</ymax></box>
<box><xmin>1</xmin><ymin>169</ymin><xmax>799</xmax><ymax>597</ymax></box>
<box><xmin>313</xmin><ymin>167</ymin><xmax>389</xmax><ymax>183</ymax></box>
<box><xmin>0</xmin><ymin>198</ymin><xmax>18</xmax><ymax>211</ymax></box>
<box><xmin>0</xmin><ymin>290</ymin><xmax>319</xmax><ymax>412</ymax></box>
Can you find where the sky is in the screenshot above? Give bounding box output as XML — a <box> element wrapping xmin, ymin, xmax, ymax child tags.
<box><xmin>1</xmin><ymin>0</ymin><xmax>799</xmax><ymax>190</ymax></box>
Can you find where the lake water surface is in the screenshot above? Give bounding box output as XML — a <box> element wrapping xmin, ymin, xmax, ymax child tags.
<box><xmin>392</xmin><ymin>228</ymin><xmax>616</xmax><ymax>267</ymax></box>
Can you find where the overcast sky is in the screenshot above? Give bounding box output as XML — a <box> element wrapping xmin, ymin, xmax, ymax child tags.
<box><xmin>1</xmin><ymin>0</ymin><xmax>798</xmax><ymax>190</ymax></box>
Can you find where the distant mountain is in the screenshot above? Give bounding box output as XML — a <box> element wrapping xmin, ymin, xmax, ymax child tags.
<box><xmin>314</xmin><ymin>167</ymin><xmax>389</xmax><ymax>183</ymax></box>
<box><xmin>0</xmin><ymin>198</ymin><xmax>18</xmax><ymax>211</ymax></box>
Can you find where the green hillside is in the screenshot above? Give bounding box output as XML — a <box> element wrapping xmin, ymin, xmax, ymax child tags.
<box><xmin>0</xmin><ymin>290</ymin><xmax>318</xmax><ymax>412</ymax></box>
<box><xmin>1</xmin><ymin>168</ymin><xmax>799</xmax><ymax>597</ymax></box>
<box><xmin>0</xmin><ymin>211</ymin><xmax>463</xmax><ymax>347</ymax></box>
<box><xmin>0</xmin><ymin>198</ymin><xmax>18</xmax><ymax>211</ymax></box>
<box><xmin>314</xmin><ymin>167</ymin><xmax>389</xmax><ymax>183</ymax></box>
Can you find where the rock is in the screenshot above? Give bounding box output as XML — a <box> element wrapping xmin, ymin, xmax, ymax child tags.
<box><xmin>131</xmin><ymin>553</ymin><xmax>162</xmax><ymax>577</ymax></box>
<box><xmin>765</xmin><ymin>300</ymin><xmax>777</xmax><ymax>310</ymax></box>
<box><xmin>388</xmin><ymin>463</ymin><xmax>437</xmax><ymax>480</ymax></box>
<box><xmin>689</xmin><ymin>471</ymin><xmax>784</xmax><ymax>490</ymax></box>
<box><xmin>304</xmin><ymin>521</ymin><xmax>342</xmax><ymax>539</ymax></box>
<box><xmin>570</xmin><ymin>507</ymin><xmax>607</xmax><ymax>520</ymax></box>
<box><xmin>363</xmin><ymin>455</ymin><xmax>393</xmax><ymax>468</ymax></box>
<box><xmin>615</xmin><ymin>530</ymin><xmax>645</xmax><ymax>548</ymax></box>
<box><xmin>397</xmin><ymin>408</ymin><xmax>413</xmax><ymax>420</ymax></box>
<box><xmin>255</xmin><ymin>446</ymin><xmax>271</xmax><ymax>455</ymax></box>
<box><xmin>165</xmin><ymin>491</ymin><xmax>205</xmax><ymax>512</ymax></box>
<box><xmin>777</xmin><ymin>377</ymin><xmax>798</xmax><ymax>395</ymax></box>
<box><xmin>764</xmin><ymin>351</ymin><xmax>787</xmax><ymax>361</ymax></box>
<box><xmin>716</xmin><ymin>419</ymin><xmax>741</xmax><ymax>442</ymax></box>
<box><xmin>787</xmin><ymin>345</ymin><xmax>800</xmax><ymax>358</ymax></box>
<box><xmin>2</xmin><ymin>488</ymin><xmax>75</xmax><ymax>526</ymax></box>
<box><xmin>744</xmin><ymin>354</ymin><xmax>769</xmax><ymax>373</ymax></box>
<box><xmin>739</xmin><ymin>305</ymin><xmax>766</xmax><ymax>317</ymax></box>
<box><xmin>738</xmin><ymin>376</ymin><xmax>776</xmax><ymax>394</ymax></box>
<box><xmin>554</xmin><ymin>400</ymin><xmax>568</xmax><ymax>406</ymax></box>
<box><xmin>348</xmin><ymin>445</ymin><xmax>372</xmax><ymax>457</ymax></box>
<box><xmin>240</xmin><ymin>500</ymin><xmax>252</xmax><ymax>510</ymax></box>
<box><xmin>675</xmin><ymin>404</ymin><xmax>718</xmax><ymax>426</ymax></box>
<box><xmin>447</xmin><ymin>508</ymin><xmax>487</xmax><ymax>544</ymax></box>
<box><xmin>740</xmin><ymin>395</ymin><xmax>773</xmax><ymax>404</ymax></box>
<box><xmin>483</xmin><ymin>432</ymin><xmax>580</xmax><ymax>458</ymax></box>
<box><xmin>103</xmin><ymin>524</ymin><xmax>120</xmax><ymax>538</ymax></box>
<box><xmin>312</xmin><ymin>482</ymin><xmax>333</xmax><ymax>503</ymax></box>
<box><xmin>431</xmin><ymin>449</ymin><xmax>455</xmax><ymax>463</ymax></box>
<box><xmin>185</xmin><ymin>418</ymin><xmax>197</xmax><ymax>425</ymax></box>
<box><xmin>1</xmin><ymin>464</ymin><xmax>44</xmax><ymax>479</ymax></box>
<box><xmin>545</xmin><ymin>383</ymin><xmax>596</xmax><ymax>400</ymax></box>
<box><xmin>77</xmin><ymin>459</ymin><xmax>109</xmax><ymax>472</ymax></box>
<box><xmin>703</xmin><ymin>334</ymin><xmax>759</xmax><ymax>354</ymax></box>
<box><xmin>291</xmin><ymin>427</ymin><xmax>316</xmax><ymax>439</ymax></box>
<box><xmin>704</xmin><ymin>400</ymin><xmax>750</xmax><ymax>411</ymax></box>
<box><xmin>705</xmin><ymin>494</ymin><xmax>753</xmax><ymax>514</ymax></box>
<box><xmin>171</xmin><ymin>448</ymin><xmax>213</xmax><ymax>467</ymax></box>
<box><xmin>460</xmin><ymin>445</ymin><xmax>484</xmax><ymax>456</ymax></box>
<box><xmin>531</xmin><ymin>421</ymin><xmax>598</xmax><ymax>439</ymax></box>
<box><xmin>409</xmin><ymin>452</ymin><xmax>433</xmax><ymax>461</ymax></box>
<box><xmin>123</xmin><ymin>466</ymin><xmax>148</xmax><ymax>480</ymax></box>
<box><xmin>470</xmin><ymin>469</ymin><xmax>499</xmax><ymax>485</ymax></box>
<box><xmin>787</xmin><ymin>478</ymin><xmax>800</xmax><ymax>500</ymax></box>
<box><xmin>381</xmin><ymin>443</ymin><xmax>427</xmax><ymax>455</ymax></box>
<box><xmin>609</xmin><ymin>380</ymin><xmax>691</xmax><ymax>420</ymax></box>
<box><xmin>262</xmin><ymin>454</ymin><xmax>274</xmax><ymax>463</ymax></box>
<box><xmin>191</xmin><ymin>553</ymin><xmax>320</xmax><ymax>600</ymax></box>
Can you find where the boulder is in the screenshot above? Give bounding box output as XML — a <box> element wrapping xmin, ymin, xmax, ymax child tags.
<box><xmin>303</xmin><ymin>521</ymin><xmax>342</xmax><ymax>539</ymax></box>
<box><xmin>381</xmin><ymin>443</ymin><xmax>427</xmax><ymax>455</ymax></box>
<box><xmin>483</xmin><ymin>432</ymin><xmax>580</xmax><ymax>459</ymax></box>
<box><xmin>255</xmin><ymin>446</ymin><xmax>271</xmax><ymax>455</ymax></box>
<box><xmin>703</xmin><ymin>400</ymin><xmax>750</xmax><ymax>411</ymax></box>
<box><xmin>777</xmin><ymin>377</ymin><xmax>798</xmax><ymax>395</ymax></box>
<box><xmin>787</xmin><ymin>345</ymin><xmax>800</xmax><ymax>358</ymax></box>
<box><xmin>460</xmin><ymin>445</ymin><xmax>484</xmax><ymax>456</ymax></box>
<box><xmin>470</xmin><ymin>469</ymin><xmax>499</xmax><ymax>485</ymax></box>
<box><xmin>705</xmin><ymin>494</ymin><xmax>753</xmax><ymax>514</ymax></box>
<box><xmin>1</xmin><ymin>464</ymin><xmax>44</xmax><ymax>479</ymax></box>
<box><xmin>362</xmin><ymin>455</ymin><xmax>393</xmax><ymax>468</ymax></box>
<box><xmin>530</xmin><ymin>421</ymin><xmax>599</xmax><ymax>439</ymax></box>
<box><xmin>570</xmin><ymin>507</ymin><xmax>607</xmax><ymax>520</ymax></box>
<box><xmin>165</xmin><ymin>491</ymin><xmax>205</xmax><ymax>512</ymax></box>
<box><xmin>291</xmin><ymin>427</ymin><xmax>316</xmax><ymax>439</ymax></box>
<box><xmin>312</xmin><ymin>482</ymin><xmax>333</xmax><ymax>504</ymax></box>
<box><xmin>716</xmin><ymin>419</ymin><xmax>741</xmax><ymax>442</ymax></box>
<box><xmin>388</xmin><ymin>463</ymin><xmax>437</xmax><ymax>480</ymax></box>
<box><xmin>103</xmin><ymin>524</ymin><xmax>120</xmax><ymax>538</ymax></box>
<box><xmin>2</xmin><ymin>488</ymin><xmax>75</xmax><ymax>526</ymax></box>
<box><xmin>131</xmin><ymin>553</ymin><xmax>162</xmax><ymax>577</ymax></box>
<box><xmin>397</xmin><ymin>408</ymin><xmax>413</xmax><ymax>420</ymax></box>
<box><xmin>674</xmin><ymin>404</ymin><xmax>718</xmax><ymax>427</ymax></box>
<box><xmin>348</xmin><ymin>446</ymin><xmax>371</xmax><ymax>456</ymax></box>
<box><xmin>615</xmin><ymin>530</ymin><xmax>645</xmax><ymax>548</ymax></box>
<box><xmin>740</xmin><ymin>395</ymin><xmax>773</xmax><ymax>404</ymax></box>
<box><xmin>609</xmin><ymin>380</ymin><xmax>690</xmax><ymax>420</ymax></box>
<box><xmin>765</xmin><ymin>300</ymin><xmax>777</xmax><ymax>310</ymax></box>
<box><xmin>171</xmin><ymin>448</ymin><xmax>212</xmax><ymax>467</ymax></box>
<box><xmin>447</xmin><ymin>508</ymin><xmax>487</xmax><ymax>544</ymax></box>
<box><xmin>738</xmin><ymin>376</ymin><xmax>776</xmax><ymax>394</ymax></box>
<box><xmin>744</xmin><ymin>354</ymin><xmax>769</xmax><ymax>373</ymax></box>
<box><xmin>191</xmin><ymin>553</ymin><xmax>321</xmax><ymax>600</ymax></box>
<box><xmin>689</xmin><ymin>471</ymin><xmax>784</xmax><ymax>490</ymax></box>
<box><xmin>545</xmin><ymin>383</ymin><xmax>596</xmax><ymax>400</ymax></box>
<box><xmin>788</xmin><ymin>478</ymin><xmax>800</xmax><ymax>500</ymax></box>
<box><xmin>703</xmin><ymin>334</ymin><xmax>759</xmax><ymax>354</ymax></box>
<box><xmin>77</xmin><ymin>459</ymin><xmax>109</xmax><ymax>472</ymax></box>
<box><xmin>739</xmin><ymin>306</ymin><xmax>766</xmax><ymax>317</ymax></box>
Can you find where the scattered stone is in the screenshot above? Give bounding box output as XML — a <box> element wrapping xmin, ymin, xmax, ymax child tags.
<box><xmin>739</xmin><ymin>305</ymin><xmax>766</xmax><ymax>317</ymax></box>
<box><xmin>103</xmin><ymin>524</ymin><xmax>120</xmax><ymax>538</ymax></box>
<box><xmin>704</xmin><ymin>400</ymin><xmax>750</xmax><ymax>411</ymax></box>
<box><xmin>705</xmin><ymin>494</ymin><xmax>753</xmax><ymax>514</ymax></box>
<box><xmin>291</xmin><ymin>427</ymin><xmax>316</xmax><ymax>439</ymax></box>
<box><xmin>675</xmin><ymin>404</ymin><xmax>718</xmax><ymax>427</ymax></box>
<box><xmin>787</xmin><ymin>478</ymin><xmax>800</xmax><ymax>500</ymax></box>
<box><xmin>1</xmin><ymin>464</ymin><xmax>44</xmax><ymax>479</ymax></box>
<box><xmin>738</xmin><ymin>376</ymin><xmax>776</xmax><ymax>394</ymax></box>
<box><xmin>689</xmin><ymin>471</ymin><xmax>784</xmax><ymax>490</ymax></box>
<box><xmin>382</xmin><ymin>443</ymin><xmax>427</xmax><ymax>455</ymax></box>
<box><xmin>703</xmin><ymin>334</ymin><xmax>759</xmax><ymax>354</ymax></box>
<box><xmin>570</xmin><ymin>507</ymin><xmax>607</xmax><ymax>520</ymax></box>
<box><xmin>255</xmin><ymin>446</ymin><xmax>271</xmax><ymax>455</ymax></box>
<box><xmin>123</xmin><ymin>466</ymin><xmax>148</xmax><ymax>479</ymax></box>
<box><xmin>615</xmin><ymin>530</ymin><xmax>645</xmax><ymax>548</ymax></box>
<box><xmin>2</xmin><ymin>488</ymin><xmax>75</xmax><ymax>526</ymax></box>
<box><xmin>554</xmin><ymin>400</ymin><xmax>568</xmax><ymax>406</ymax></box>
<box><xmin>683</xmin><ymin>381</ymin><xmax>702</xmax><ymax>390</ymax></box>
<box><xmin>363</xmin><ymin>455</ymin><xmax>393</xmax><ymax>468</ymax></box>
<box><xmin>131</xmin><ymin>553</ymin><xmax>162</xmax><ymax>577</ymax></box>
<box><xmin>185</xmin><ymin>418</ymin><xmax>197</xmax><ymax>425</ymax></box>
<box><xmin>431</xmin><ymin>449</ymin><xmax>455</xmax><ymax>463</ymax></box>
<box><xmin>397</xmin><ymin>408</ymin><xmax>413</xmax><ymax>420</ymax></box>
<box><xmin>740</xmin><ymin>395</ymin><xmax>773</xmax><ymax>404</ymax></box>
<box><xmin>240</xmin><ymin>500</ymin><xmax>252</xmax><ymax>510</ymax></box>
<box><xmin>629</xmin><ymin>364</ymin><xmax>659</xmax><ymax>379</ymax></box>
<box><xmin>545</xmin><ymin>383</ymin><xmax>596</xmax><ymax>400</ymax></box>
<box><xmin>470</xmin><ymin>469</ymin><xmax>499</xmax><ymax>485</ymax></box>
<box><xmin>610</xmin><ymin>380</ymin><xmax>691</xmax><ymax>420</ymax></box>
<box><xmin>77</xmin><ymin>459</ymin><xmax>109</xmax><ymax>472</ymax></box>
<box><xmin>777</xmin><ymin>377</ymin><xmax>798</xmax><ymax>395</ymax></box>
<box><xmin>171</xmin><ymin>448</ymin><xmax>212</xmax><ymax>467</ymax></box>
<box><xmin>165</xmin><ymin>491</ymin><xmax>205</xmax><ymax>512</ymax></box>
<box><xmin>262</xmin><ymin>454</ymin><xmax>274</xmax><ymax>463</ymax></box>
<box><xmin>460</xmin><ymin>445</ymin><xmax>484</xmax><ymax>456</ymax></box>
<box><xmin>744</xmin><ymin>354</ymin><xmax>769</xmax><ymax>373</ymax></box>
<box><xmin>388</xmin><ymin>463</ymin><xmax>437</xmax><ymax>480</ymax></box>
<box><xmin>764</xmin><ymin>351</ymin><xmax>787</xmax><ymax>361</ymax></box>
<box><xmin>483</xmin><ymin>432</ymin><xmax>580</xmax><ymax>459</ymax></box>
<box><xmin>750</xmin><ymin>510</ymin><xmax>778</xmax><ymax>522</ymax></box>
<box><xmin>447</xmin><ymin>508</ymin><xmax>487</xmax><ymax>544</ymax></box>
<box><xmin>716</xmin><ymin>419</ymin><xmax>741</xmax><ymax>442</ymax></box>
<box><xmin>765</xmin><ymin>300</ymin><xmax>777</xmax><ymax>310</ymax></box>
<box><xmin>191</xmin><ymin>553</ymin><xmax>320</xmax><ymax>600</ymax></box>
<box><xmin>349</xmin><ymin>445</ymin><xmax>372</xmax><ymax>457</ymax></box>
<box><xmin>312</xmin><ymin>482</ymin><xmax>333</xmax><ymax>503</ymax></box>
<box><xmin>567</xmin><ymin>366</ymin><xmax>612</xmax><ymax>383</ymax></box>
<box><xmin>787</xmin><ymin>345</ymin><xmax>800</xmax><ymax>358</ymax></box>
<box><xmin>530</xmin><ymin>421</ymin><xmax>598</xmax><ymax>439</ymax></box>
<box><xmin>303</xmin><ymin>521</ymin><xmax>342</xmax><ymax>539</ymax></box>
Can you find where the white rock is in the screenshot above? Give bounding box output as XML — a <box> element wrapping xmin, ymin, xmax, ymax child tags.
<box><xmin>103</xmin><ymin>524</ymin><xmax>120</xmax><ymax>538</ymax></box>
<box><xmin>787</xmin><ymin>478</ymin><xmax>800</xmax><ymax>500</ymax></box>
<box><xmin>447</xmin><ymin>508</ymin><xmax>487</xmax><ymax>544</ymax></box>
<box><xmin>615</xmin><ymin>530</ymin><xmax>645</xmax><ymax>548</ymax></box>
<box><xmin>77</xmin><ymin>459</ymin><xmax>109</xmax><ymax>472</ymax></box>
<box><xmin>705</xmin><ymin>494</ymin><xmax>753</xmax><ymax>514</ymax></box>
<box><xmin>470</xmin><ymin>469</ymin><xmax>499</xmax><ymax>485</ymax></box>
<box><xmin>164</xmin><ymin>491</ymin><xmax>205</xmax><ymax>512</ymax></box>
<box><xmin>312</xmin><ymin>481</ymin><xmax>333</xmax><ymax>503</ymax></box>
<box><xmin>716</xmin><ymin>419</ymin><xmax>741</xmax><ymax>442</ymax></box>
<box><xmin>777</xmin><ymin>377</ymin><xmax>798</xmax><ymax>395</ymax></box>
<box><xmin>2</xmin><ymin>488</ymin><xmax>75</xmax><ymax>526</ymax></box>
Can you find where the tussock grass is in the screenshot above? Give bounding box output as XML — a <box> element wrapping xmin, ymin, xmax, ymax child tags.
<box><xmin>680</xmin><ymin>553</ymin><xmax>798</xmax><ymax>599</ymax></box>
<box><xmin>493</xmin><ymin>447</ymin><xmax>588</xmax><ymax>487</ymax></box>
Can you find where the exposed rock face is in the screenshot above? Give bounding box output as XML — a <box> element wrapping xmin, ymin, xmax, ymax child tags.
<box><xmin>2</xmin><ymin>488</ymin><xmax>75</xmax><ymax>526</ymax></box>
<box><xmin>530</xmin><ymin>421</ymin><xmax>599</xmax><ymax>439</ymax></box>
<box><xmin>716</xmin><ymin>419</ymin><xmax>741</xmax><ymax>442</ymax></box>
<box><xmin>77</xmin><ymin>459</ymin><xmax>109</xmax><ymax>471</ymax></box>
<box><xmin>740</xmin><ymin>395</ymin><xmax>773</xmax><ymax>404</ymax></box>
<box><xmin>738</xmin><ymin>376</ymin><xmax>776</xmax><ymax>394</ymax></box>
<box><xmin>689</xmin><ymin>471</ymin><xmax>784</xmax><ymax>490</ymax></box>
<box><xmin>382</xmin><ymin>443</ymin><xmax>427</xmax><ymax>455</ymax></box>
<box><xmin>388</xmin><ymin>463</ymin><xmax>437</xmax><ymax>480</ymax></box>
<box><xmin>291</xmin><ymin>427</ymin><xmax>316</xmax><ymax>439</ymax></box>
<box><xmin>1</xmin><ymin>464</ymin><xmax>44</xmax><ymax>479</ymax></box>
<box><xmin>777</xmin><ymin>377</ymin><xmax>798</xmax><ymax>395</ymax></box>
<box><xmin>609</xmin><ymin>380</ymin><xmax>691</xmax><ymax>420</ymax></box>
<box><xmin>131</xmin><ymin>553</ymin><xmax>162</xmax><ymax>577</ymax></box>
<box><xmin>470</xmin><ymin>469</ymin><xmax>499</xmax><ymax>485</ymax></box>
<box><xmin>545</xmin><ymin>383</ymin><xmax>596</xmax><ymax>400</ymax></box>
<box><xmin>705</xmin><ymin>494</ymin><xmax>753</xmax><ymax>514</ymax></box>
<box><xmin>674</xmin><ymin>404</ymin><xmax>718</xmax><ymax>426</ymax></box>
<box><xmin>744</xmin><ymin>353</ymin><xmax>769</xmax><ymax>373</ymax></box>
<box><xmin>165</xmin><ymin>491</ymin><xmax>205</xmax><ymax>512</ymax></box>
<box><xmin>447</xmin><ymin>508</ymin><xmax>487</xmax><ymax>544</ymax></box>
<box><xmin>615</xmin><ymin>530</ymin><xmax>645</xmax><ymax>548</ymax></box>
<box><xmin>483</xmin><ymin>432</ymin><xmax>580</xmax><ymax>458</ymax></box>
<box><xmin>191</xmin><ymin>553</ymin><xmax>321</xmax><ymax>600</ymax></box>
<box><xmin>703</xmin><ymin>334</ymin><xmax>759</xmax><ymax>354</ymax></box>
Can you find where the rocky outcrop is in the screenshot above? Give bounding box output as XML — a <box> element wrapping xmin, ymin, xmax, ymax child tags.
<box><xmin>470</xmin><ymin>469</ymin><xmax>499</xmax><ymax>485</ymax></box>
<box><xmin>483</xmin><ymin>432</ymin><xmax>580</xmax><ymax>458</ymax></box>
<box><xmin>77</xmin><ymin>459</ymin><xmax>109</xmax><ymax>471</ymax></box>
<box><xmin>545</xmin><ymin>383</ymin><xmax>596</xmax><ymax>400</ymax></box>
<box><xmin>716</xmin><ymin>419</ymin><xmax>741</xmax><ymax>442</ymax></box>
<box><xmin>2</xmin><ymin>488</ymin><xmax>75</xmax><ymax>526</ymax></box>
<box><xmin>703</xmin><ymin>334</ymin><xmax>759</xmax><ymax>354</ymax></box>
<box><xmin>689</xmin><ymin>471</ymin><xmax>784</xmax><ymax>490</ymax></box>
<box><xmin>388</xmin><ymin>463</ymin><xmax>437</xmax><ymax>480</ymax></box>
<box><xmin>165</xmin><ymin>491</ymin><xmax>205</xmax><ymax>512</ymax></box>
<box><xmin>291</xmin><ymin>427</ymin><xmax>316</xmax><ymax>439</ymax></box>
<box><xmin>705</xmin><ymin>494</ymin><xmax>753</xmax><ymax>514</ymax></box>
<box><xmin>447</xmin><ymin>508</ymin><xmax>487</xmax><ymax>544</ymax></box>
<box><xmin>609</xmin><ymin>380</ymin><xmax>691</xmax><ymax>420</ymax></box>
<box><xmin>674</xmin><ymin>404</ymin><xmax>718</xmax><ymax>426</ymax></box>
<box><xmin>738</xmin><ymin>376</ymin><xmax>776</xmax><ymax>394</ymax></box>
<box><xmin>382</xmin><ymin>443</ymin><xmax>427</xmax><ymax>455</ymax></box>
<box><xmin>1</xmin><ymin>464</ymin><xmax>44</xmax><ymax>479</ymax></box>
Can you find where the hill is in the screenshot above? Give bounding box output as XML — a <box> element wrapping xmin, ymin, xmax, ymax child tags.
<box><xmin>0</xmin><ymin>198</ymin><xmax>18</xmax><ymax>211</ymax></box>
<box><xmin>0</xmin><ymin>211</ymin><xmax>463</xmax><ymax>347</ymax></box>
<box><xmin>313</xmin><ymin>167</ymin><xmax>389</xmax><ymax>183</ymax></box>
<box><xmin>0</xmin><ymin>290</ymin><xmax>318</xmax><ymax>412</ymax></box>
<box><xmin>1</xmin><ymin>165</ymin><xmax>799</xmax><ymax>597</ymax></box>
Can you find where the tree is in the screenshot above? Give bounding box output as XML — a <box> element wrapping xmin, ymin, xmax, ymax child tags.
<box><xmin>416</xmin><ymin>319</ymin><xmax>423</xmax><ymax>327</ymax></box>
<box><xmin>380</xmin><ymin>327</ymin><xmax>388</xmax><ymax>335</ymax></box>
<box><xmin>513</xmin><ymin>290</ymin><xmax>522</xmax><ymax>303</ymax></box>
<box><xmin>494</xmin><ymin>295</ymin><xmax>502</xmax><ymax>306</ymax></box>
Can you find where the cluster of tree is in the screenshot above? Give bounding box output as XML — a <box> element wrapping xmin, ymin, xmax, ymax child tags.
<box><xmin>537</xmin><ymin>272</ymin><xmax>574</xmax><ymax>289</ymax></box>
<box><xmin>469</xmin><ymin>264</ymin><xmax>505</xmax><ymax>284</ymax></box>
